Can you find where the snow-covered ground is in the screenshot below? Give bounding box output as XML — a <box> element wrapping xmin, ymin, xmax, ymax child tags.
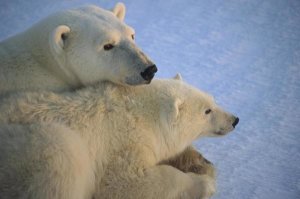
<box><xmin>1</xmin><ymin>0</ymin><xmax>299</xmax><ymax>198</ymax></box>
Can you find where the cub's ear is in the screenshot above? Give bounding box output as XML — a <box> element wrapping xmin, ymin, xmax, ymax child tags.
<box><xmin>173</xmin><ymin>73</ymin><xmax>183</xmax><ymax>81</ymax></box>
<box><xmin>160</xmin><ymin>98</ymin><xmax>183</xmax><ymax>129</ymax></box>
<box><xmin>172</xmin><ymin>98</ymin><xmax>183</xmax><ymax>119</ymax></box>
<box><xmin>112</xmin><ymin>2</ymin><xmax>126</xmax><ymax>21</ymax></box>
<box><xmin>167</xmin><ymin>98</ymin><xmax>183</xmax><ymax>123</ymax></box>
<box><xmin>50</xmin><ymin>25</ymin><xmax>71</xmax><ymax>54</ymax></box>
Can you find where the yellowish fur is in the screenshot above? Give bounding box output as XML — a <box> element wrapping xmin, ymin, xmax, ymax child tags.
<box><xmin>0</xmin><ymin>78</ymin><xmax>237</xmax><ymax>198</ymax></box>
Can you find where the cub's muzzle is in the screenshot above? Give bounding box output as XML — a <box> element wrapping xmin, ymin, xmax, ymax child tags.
<box><xmin>232</xmin><ymin>117</ymin><xmax>239</xmax><ymax>128</ymax></box>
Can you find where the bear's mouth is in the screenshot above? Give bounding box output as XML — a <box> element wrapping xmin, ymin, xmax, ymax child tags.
<box><xmin>125</xmin><ymin>75</ymin><xmax>154</xmax><ymax>85</ymax></box>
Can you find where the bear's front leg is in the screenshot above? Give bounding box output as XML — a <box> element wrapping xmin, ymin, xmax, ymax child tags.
<box><xmin>97</xmin><ymin>165</ymin><xmax>215</xmax><ymax>199</ymax></box>
<box><xmin>161</xmin><ymin>146</ymin><xmax>216</xmax><ymax>179</ymax></box>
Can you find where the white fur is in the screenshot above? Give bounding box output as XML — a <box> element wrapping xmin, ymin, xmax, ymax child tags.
<box><xmin>0</xmin><ymin>78</ymin><xmax>237</xmax><ymax>198</ymax></box>
<box><xmin>0</xmin><ymin>3</ymin><xmax>154</xmax><ymax>96</ymax></box>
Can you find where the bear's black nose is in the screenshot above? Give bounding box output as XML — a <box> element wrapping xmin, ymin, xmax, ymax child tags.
<box><xmin>232</xmin><ymin>117</ymin><xmax>239</xmax><ymax>128</ymax></box>
<box><xmin>141</xmin><ymin>65</ymin><xmax>158</xmax><ymax>81</ymax></box>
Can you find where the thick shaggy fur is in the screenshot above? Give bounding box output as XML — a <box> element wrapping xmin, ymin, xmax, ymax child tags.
<box><xmin>162</xmin><ymin>146</ymin><xmax>216</xmax><ymax>179</ymax></box>
<box><xmin>0</xmin><ymin>3</ymin><xmax>154</xmax><ymax>96</ymax></box>
<box><xmin>0</xmin><ymin>78</ymin><xmax>237</xmax><ymax>198</ymax></box>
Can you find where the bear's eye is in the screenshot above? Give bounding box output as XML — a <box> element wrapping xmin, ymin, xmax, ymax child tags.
<box><xmin>205</xmin><ymin>109</ymin><xmax>212</xmax><ymax>114</ymax></box>
<box><xmin>131</xmin><ymin>34</ymin><xmax>135</xmax><ymax>40</ymax></box>
<box><xmin>103</xmin><ymin>44</ymin><xmax>114</xmax><ymax>51</ymax></box>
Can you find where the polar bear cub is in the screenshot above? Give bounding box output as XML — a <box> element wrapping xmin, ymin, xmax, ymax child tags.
<box><xmin>0</xmin><ymin>3</ymin><xmax>156</xmax><ymax>95</ymax></box>
<box><xmin>0</xmin><ymin>77</ymin><xmax>238</xmax><ymax>199</ymax></box>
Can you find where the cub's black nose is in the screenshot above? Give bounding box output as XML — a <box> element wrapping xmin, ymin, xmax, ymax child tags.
<box><xmin>232</xmin><ymin>117</ymin><xmax>239</xmax><ymax>128</ymax></box>
<box><xmin>141</xmin><ymin>65</ymin><xmax>158</xmax><ymax>81</ymax></box>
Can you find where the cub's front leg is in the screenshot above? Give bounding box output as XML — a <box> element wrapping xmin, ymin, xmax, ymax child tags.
<box><xmin>97</xmin><ymin>165</ymin><xmax>215</xmax><ymax>199</ymax></box>
<box><xmin>161</xmin><ymin>146</ymin><xmax>216</xmax><ymax>179</ymax></box>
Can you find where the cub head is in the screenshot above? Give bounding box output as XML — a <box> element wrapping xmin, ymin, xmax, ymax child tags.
<box><xmin>49</xmin><ymin>3</ymin><xmax>156</xmax><ymax>87</ymax></box>
<box><xmin>161</xmin><ymin>74</ymin><xmax>239</xmax><ymax>145</ymax></box>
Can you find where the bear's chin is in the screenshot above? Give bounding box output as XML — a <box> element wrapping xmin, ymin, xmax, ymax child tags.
<box><xmin>124</xmin><ymin>77</ymin><xmax>152</xmax><ymax>86</ymax></box>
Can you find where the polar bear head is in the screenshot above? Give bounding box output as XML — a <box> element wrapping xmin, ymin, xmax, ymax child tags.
<box><xmin>158</xmin><ymin>75</ymin><xmax>239</xmax><ymax>148</ymax></box>
<box><xmin>47</xmin><ymin>3</ymin><xmax>156</xmax><ymax>86</ymax></box>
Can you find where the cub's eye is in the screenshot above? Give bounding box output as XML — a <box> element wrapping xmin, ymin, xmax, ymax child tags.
<box><xmin>205</xmin><ymin>109</ymin><xmax>212</xmax><ymax>114</ymax></box>
<box><xmin>131</xmin><ymin>34</ymin><xmax>135</xmax><ymax>40</ymax></box>
<box><xmin>103</xmin><ymin>44</ymin><xmax>114</xmax><ymax>51</ymax></box>
<box><xmin>61</xmin><ymin>33</ymin><xmax>68</xmax><ymax>41</ymax></box>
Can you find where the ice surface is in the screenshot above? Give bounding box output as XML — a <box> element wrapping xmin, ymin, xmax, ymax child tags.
<box><xmin>0</xmin><ymin>0</ymin><xmax>299</xmax><ymax>198</ymax></box>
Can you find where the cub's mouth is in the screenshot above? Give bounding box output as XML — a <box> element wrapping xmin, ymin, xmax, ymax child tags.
<box><xmin>214</xmin><ymin>131</ymin><xmax>227</xmax><ymax>136</ymax></box>
<box><xmin>214</xmin><ymin>127</ymin><xmax>234</xmax><ymax>136</ymax></box>
<box><xmin>215</xmin><ymin>117</ymin><xmax>239</xmax><ymax>136</ymax></box>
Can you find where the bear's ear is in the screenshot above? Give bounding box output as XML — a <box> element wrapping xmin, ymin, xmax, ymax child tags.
<box><xmin>50</xmin><ymin>25</ymin><xmax>71</xmax><ymax>54</ymax></box>
<box><xmin>112</xmin><ymin>2</ymin><xmax>126</xmax><ymax>21</ymax></box>
<box><xmin>173</xmin><ymin>73</ymin><xmax>183</xmax><ymax>81</ymax></box>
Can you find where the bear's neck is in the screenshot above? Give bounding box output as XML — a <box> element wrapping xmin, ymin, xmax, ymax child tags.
<box><xmin>153</xmin><ymin>128</ymin><xmax>193</xmax><ymax>164</ymax></box>
<box><xmin>21</xmin><ymin>23</ymin><xmax>81</xmax><ymax>89</ymax></box>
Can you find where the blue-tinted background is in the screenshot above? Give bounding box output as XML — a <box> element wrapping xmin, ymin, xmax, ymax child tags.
<box><xmin>1</xmin><ymin>0</ymin><xmax>299</xmax><ymax>198</ymax></box>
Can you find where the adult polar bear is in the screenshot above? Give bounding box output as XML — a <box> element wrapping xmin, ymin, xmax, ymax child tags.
<box><xmin>0</xmin><ymin>77</ymin><xmax>239</xmax><ymax>199</ymax></box>
<box><xmin>0</xmin><ymin>3</ymin><xmax>157</xmax><ymax>95</ymax></box>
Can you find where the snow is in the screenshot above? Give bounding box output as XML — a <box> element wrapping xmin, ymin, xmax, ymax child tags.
<box><xmin>1</xmin><ymin>0</ymin><xmax>299</xmax><ymax>198</ymax></box>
